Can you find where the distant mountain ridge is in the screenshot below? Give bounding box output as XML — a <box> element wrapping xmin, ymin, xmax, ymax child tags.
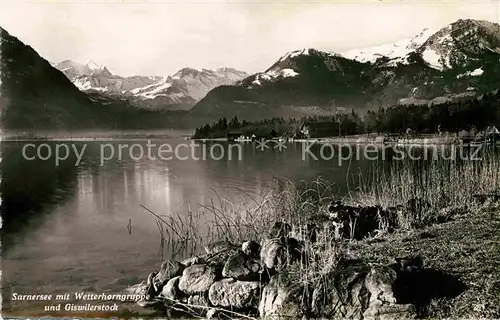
<box><xmin>0</xmin><ymin>27</ymin><xmax>188</xmax><ymax>131</ymax></box>
<box><xmin>193</xmin><ymin>18</ymin><xmax>500</xmax><ymax>119</ymax></box>
<box><xmin>2</xmin><ymin>18</ymin><xmax>500</xmax><ymax>130</ymax></box>
<box><xmin>54</xmin><ymin>59</ymin><xmax>248</xmax><ymax>110</ymax></box>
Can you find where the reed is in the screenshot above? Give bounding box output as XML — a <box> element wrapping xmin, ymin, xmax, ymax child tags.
<box><xmin>355</xmin><ymin>147</ymin><xmax>500</xmax><ymax>228</ymax></box>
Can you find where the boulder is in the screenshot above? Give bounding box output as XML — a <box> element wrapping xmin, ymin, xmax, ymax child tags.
<box><xmin>184</xmin><ymin>294</ymin><xmax>210</xmax><ymax>316</ymax></box>
<box><xmin>205</xmin><ymin>247</ymin><xmax>240</xmax><ymax>270</ymax></box>
<box><xmin>258</xmin><ymin>277</ymin><xmax>302</xmax><ymax>318</ymax></box>
<box><xmin>311</xmin><ymin>263</ymin><xmax>371</xmax><ymax>318</ymax></box>
<box><xmin>310</xmin><ymin>262</ymin><xmax>416</xmax><ymax>319</ymax></box>
<box><xmin>241</xmin><ymin>240</ymin><xmax>260</xmax><ymax>257</ymax></box>
<box><xmin>260</xmin><ymin>237</ymin><xmax>304</xmax><ymax>271</ymax></box>
<box><xmin>145</xmin><ymin>271</ymin><xmax>160</xmax><ymax>300</ymax></box>
<box><xmin>187</xmin><ymin>294</ymin><xmax>210</xmax><ymax>307</ymax></box>
<box><xmin>209</xmin><ymin>278</ymin><xmax>260</xmax><ymax>309</ymax></box>
<box><xmin>222</xmin><ymin>250</ymin><xmax>261</xmax><ymax>280</ymax></box>
<box><xmin>178</xmin><ymin>264</ymin><xmax>217</xmax><ymax>295</ymax></box>
<box><xmin>364</xmin><ymin>266</ymin><xmax>397</xmax><ymax>305</ymax></box>
<box><xmin>160</xmin><ymin>276</ymin><xmax>182</xmax><ymax>301</ymax></box>
<box><xmin>182</xmin><ymin>256</ymin><xmax>204</xmax><ymax>267</ymax></box>
<box><xmin>153</xmin><ymin>260</ymin><xmax>185</xmax><ymax>287</ymax></box>
<box><xmin>260</xmin><ymin>238</ymin><xmax>286</xmax><ymax>271</ymax></box>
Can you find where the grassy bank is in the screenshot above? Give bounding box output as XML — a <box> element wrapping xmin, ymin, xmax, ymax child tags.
<box><xmin>143</xmin><ymin>149</ymin><xmax>500</xmax><ymax>318</ymax></box>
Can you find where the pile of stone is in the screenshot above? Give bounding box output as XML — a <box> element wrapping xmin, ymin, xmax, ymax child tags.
<box><xmin>125</xmin><ymin>219</ymin><xmax>425</xmax><ymax>319</ymax></box>
<box><xmin>125</xmin><ymin>221</ymin><xmax>304</xmax><ymax>318</ymax></box>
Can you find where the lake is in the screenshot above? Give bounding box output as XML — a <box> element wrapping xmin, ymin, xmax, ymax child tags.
<box><xmin>0</xmin><ymin>138</ymin><xmax>433</xmax><ymax>316</ymax></box>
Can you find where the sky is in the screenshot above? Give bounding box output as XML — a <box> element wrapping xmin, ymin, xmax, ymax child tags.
<box><xmin>1</xmin><ymin>0</ymin><xmax>499</xmax><ymax>76</ymax></box>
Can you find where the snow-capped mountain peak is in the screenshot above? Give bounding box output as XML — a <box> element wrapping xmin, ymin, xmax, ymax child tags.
<box><xmin>84</xmin><ymin>59</ymin><xmax>102</xmax><ymax>70</ymax></box>
<box><xmin>54</xmin><ymin>60</ymin><xmax>248</xmax><ymax>110</ymax></box>
<box><xmin>277</xmin><ymin>48</ymin><xmax>340</xmax><ymax>63</ymax></box>
<box><xmin>416</xmin><ymin>19</ymin><xmax>500</xmax><ymax>70</ymax></box>
<box><xmin>342</xmin><ymin>19</ymin><xmax>500</xmax><ymax>71</ymax></box>
<box><xmin>342</xmin><ymin>27</ymin><xmax>436</xmax><ymax>64</ymax></box>
<box><xmin>278</xmin><ymin>48</ymin><xmax>312</xmax><ymax>62</ymax></box>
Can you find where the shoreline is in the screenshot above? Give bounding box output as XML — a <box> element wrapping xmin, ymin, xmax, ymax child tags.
<box><xmin>192</xmin><ymin>134</ymin><xmax>496</xmax><ymax>146</ymax></box>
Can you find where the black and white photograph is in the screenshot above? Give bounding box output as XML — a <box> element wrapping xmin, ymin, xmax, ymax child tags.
<box><xmin>1</xmin><ymin>0</ymin><xmax>500</xmax><ymax>318</ymax></box>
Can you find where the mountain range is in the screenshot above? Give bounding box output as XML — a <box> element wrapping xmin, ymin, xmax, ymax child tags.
<box><xmin>192</xmin><ymin>19</ymin><xmax>500</xmax><ymax>118</ymax></box>
<box><xmin>53</xmin><ymin>60</ymin><xmax>248</xmax><ymax>111</ymax></box>
<box><xmin>0</xmin><ymin>27</ymin><xmax>188</xmax><ymax>131</ymax></box>
<box><xmin>1</xmin><ymin>18</ymin><xmax>500</xmax><ymax>131</ymax></box>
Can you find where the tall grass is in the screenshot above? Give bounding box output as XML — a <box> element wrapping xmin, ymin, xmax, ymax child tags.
<box><xmin>142</xmin><ymin>178</ymin><xmax>339</xmax><ymax>261</ymax></box>
<box><xmin>355</xmin><ymin>146</ymin><xmax>500</xmax><ymax>227</ymax></box>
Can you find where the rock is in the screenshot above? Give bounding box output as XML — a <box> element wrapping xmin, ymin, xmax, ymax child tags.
<box><xmin>260</xmin><ymin>238</ymin><xmax>287</xmax><ymax>271</ymax></box>
<box><xmin>258</xmin><ymin>277</ymin><xmax>302</xmax><ymax>318</ymax></box>
<box><xmin>209</xmin><ymin>278</ymin><xmax>260</xmax><ymax>309</ymax></box>
<box><xmin>311</xmin><ymin>263</ymin><xmax>371</xmax><ymax>318</ymax></box>
<box><xmin>222</xmin><ymin>250</ymin><xmax>261</xmax><ymax>280</ymax></box>
<box><xmin>185</xmin><ymin>294</ymin><xmax>210</xmax><ymax>315</ymax></box>
<box><xmin>178</xmin><ymin>264</ymin><xmax>217</xmax><ymax>295</ymax></box>
<box><xmin>160</xmin><ymin>276</ymin><xmax>182</xmax><ymax>301</ymax></box>
<box><xmin>205</xmin><ymin>239</ymin><xmax>238</xmax><ymax>255</ymax></box>
<box><xmin>310</xmin><ymin>262</ymin><xmax>416</xmax><ymax>319</ymax></box>
<box><xmin>187</xmin><ymin>294</ymin><xmax>209</xmax><ymax>307</ymax></box>
<box><xmin>241</xmin><ymin>240</ymin><xmax>260</xmax><ymax>257</ymax></box>
<box><xmin>379</xmin><ymin>206</ymin><xmax>400</xmax><ymax>232</ymax></box>
<box><xmin>153</xmin><ymin>260</ymin><xmax>185</xmax><ymax>287</ymax></box>
<box><xmin>182</xmin><ymin>256</ymin><xmax>204</xmax><ymax>267</ymax></box>
<box><xmin>205</xmin><ymin>247</ymin><xmax>240</xmax><ymax>270</ymax></box>
<box><xmin>365</xmin><ymin>267</ymin><xmax>397</xmax><ymax>304</ymax></box>
<box><xmin>260</xmin><ymin>237</ymin><xmax>304</xmax><ymax>271</ymax></box>
<box><xmin>268</xmin><ymin>221</ymin><xmax>292</xmax><ymax>239</ymax></box>
<box><xmin>145</xmin><ymin>271</ymin><xmax>160</xmax><ymax>300</ymax></box>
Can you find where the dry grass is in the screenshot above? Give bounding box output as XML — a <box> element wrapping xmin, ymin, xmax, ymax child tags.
<box><xmin>355</xmin><ymin>147</ymin><xmax>500</xmax><ymax>228</ymax></box>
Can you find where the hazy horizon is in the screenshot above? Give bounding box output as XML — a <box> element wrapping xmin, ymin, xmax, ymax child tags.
<box><xmin>1</xmin><ymin>0</ymin><xmax>499</xmax><ymax>77</ymax></box>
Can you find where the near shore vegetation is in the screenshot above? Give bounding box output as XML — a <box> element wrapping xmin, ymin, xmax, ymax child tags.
<box><xmin>144</xmin><ymin>147</ymin><xmax>500</xmax><ymax>318</ymax></box>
